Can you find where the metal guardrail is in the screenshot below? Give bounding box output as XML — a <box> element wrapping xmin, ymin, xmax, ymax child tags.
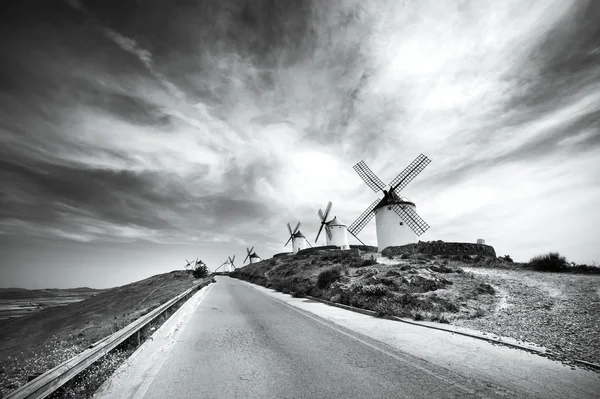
<box><xmin>5</xmin><ymin>278</ymin><xmax>214</xmax><ymax>399</ymax></box>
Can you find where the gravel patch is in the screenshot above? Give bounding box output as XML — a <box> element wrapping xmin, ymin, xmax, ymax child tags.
<box><xmin>454</xmin><ymin>267</ymin><xmax>600</xmax><ymax>366</ymax></box>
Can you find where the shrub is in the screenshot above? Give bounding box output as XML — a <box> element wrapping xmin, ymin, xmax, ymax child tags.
<box><xmin>571</xmin><ymin>264</ymin><xmax>600</xmax><ymax>274</ymax></box>
<box><xmin>477</xmin><ymin>283</ymin><xmax>495</xmax><ymax>295</ymax></box>
<box><xmin>317</xmin><ymin>267</ymin><xmax>342</xmax><ymax>289</ymax></box>
<box><xmin>357</xmin><ymin>259</ymin><xmax>377</xmax><ymax>267</ymax></box>
<box><xmin>192</xmin><ymin>264</ymin><xmax>210</xmax><ymax>279</ymax></box>
<box><xmin>500</xmin><ymin>255</ymin><xmax>514</xmax><ymax>263</ymax></box>
<box><xmin>359</xmin><ymin>284</ymin><xmax>389</xmax><ymax>297</ymax></box>
<box><xmin>529</xmin><ymin>252</ymin><xmax>568</xmax><ymax>272</ymax></box>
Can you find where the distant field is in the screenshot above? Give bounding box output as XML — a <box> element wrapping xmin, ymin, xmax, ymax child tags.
<box><xmin>0</xmin><ymin>270</ymin><xmax>201</xmax><ymax>397</ymax></box>
<box><xmin>0</xmin><ymin>288</ymin><xmax>104</xmax><ymax>321</ymax></box>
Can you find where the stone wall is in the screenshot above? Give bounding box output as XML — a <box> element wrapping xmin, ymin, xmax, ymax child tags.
<box><xmin>273</xmin><ymin>252</ymin><xmax>292</xmax><ymax>258</ymax></box>
<box><xmin>381</xmin><ymin>240</ymin><xmax>497</xmax><ymax>258</ymax></box>
<box><xmin>349</xmin><ymin>245</ymin><xmax>379</xmax><ymax>253</ymax></box>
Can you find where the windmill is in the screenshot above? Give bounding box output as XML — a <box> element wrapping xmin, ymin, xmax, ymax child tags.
<box><xmin>184</xmin><ymin>258</ymin><xmax>194</xmax><ymax>269</ymax></box>
<box><xmin>214</xmin><ymin>255</ymin><xmax>235</xmax><ymax>273</ymax></box>
<box><xmin>244</xmin><ymin>246</ymin><xmax>262</xmax><ymax>264</ymax></box>
<box><xmin>194</xmin><ymin>258</ymin><xmax>206</xmax><ymax>268</ymax></box>
<box><xmin>348</xmin><ymin>153</ymin><xmax>431</xmax><ymax>252</ymax></box>
<box><xmin>315</xmin><ymin>201</ymin><xmax>350</xmax><ymax>249</ymax></box>
<box><xmin>284</xmin><ymin>221</ymin><xmax>310</xmax><ymax>254</ymax></box>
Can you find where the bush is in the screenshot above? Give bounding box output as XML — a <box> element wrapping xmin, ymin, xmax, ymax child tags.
<box><xmin>317</xmin><ymin>267</ymin><xmax>342</xmax><ymax>289</ymax></box>
<box><xmin>357</xmin><ymin>259</ymin><xmax>377</xmax><ymax>267</ymax></box>
<box><xmin>192</xmin><ymin>264</ymin><xmax>210</xmax><ymax>279</ymax></box>
<box><xmin>500</xmin><ymin>255</ymin><xmax>514</xmax><ymax>263</ymax></box>
<box><xmin>529</xmin><ymin>252</ymin><xmax>568</xmax><ymax>272</ymax></box>
<box><xmin>571</xmin><ymin>264</ymin><xmax>600</xmax><ymax>274</ymax></box>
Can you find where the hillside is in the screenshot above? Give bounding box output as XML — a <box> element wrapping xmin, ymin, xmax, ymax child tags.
<box><xmin>0</xmin><ymin>270</ymin><xmax>203</xmax><ymax>396</ymax></box>
<box><xmin>230</xmin><ymin>247</ymin><xmax>600</xmax><ymax>367</ymax></box>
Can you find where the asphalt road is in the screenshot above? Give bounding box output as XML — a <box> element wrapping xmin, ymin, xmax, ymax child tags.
<box><xmin>114</xmin><ymin>277</ymin><xmax>540</xmax><ymax>399</ymax></box>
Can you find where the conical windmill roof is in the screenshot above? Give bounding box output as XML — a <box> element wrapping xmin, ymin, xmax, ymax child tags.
<box><xmin>250</xmin><ymin>252</ymin><xmax>260</xmax><ymax>258</ymax></box>
<box><xmin>294</xmin><ymin>230</ymin><xmax>306</xmax><ymax>238</ymax></box>
<box><xmin>327</xmin><ymin>216</ymin><xmax>346</xmax><ymax>227</ymax></box>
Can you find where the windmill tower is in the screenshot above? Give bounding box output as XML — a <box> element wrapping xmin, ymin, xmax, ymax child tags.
<box><xmin>215</xmin><ymin>255</ymin><xmax>235</xmax><ymax>273</ymax></box>
<box><xmin>244</xmin><ymin>246</ymin><xmax>262</xmax><ymax>264</ymax></box>
<box><xmin>315</xmin><ymin>201</ymin><xmax>350</xmax><ymax>249</ymax></box>
<box><xmin>285</xmin><ymin>222</ymin><xmax>309</xmax><ymax>254</ymax></box>
<box><xmin>348</xmin><ymin>153</ymin><xmax>431</xmax><ymax>252</ymax></box>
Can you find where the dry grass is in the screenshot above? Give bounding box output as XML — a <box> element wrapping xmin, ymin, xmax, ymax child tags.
<box><xmin>0</xmin><ymin>270</ymin><xmax>199</xmax><ymax>398</ymax></box>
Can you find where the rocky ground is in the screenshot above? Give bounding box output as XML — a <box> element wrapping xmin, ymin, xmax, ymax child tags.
<box><xmin>454</xmin><ymin>267</ymin><xmax>600</xmax><ymax>366</ymax></box>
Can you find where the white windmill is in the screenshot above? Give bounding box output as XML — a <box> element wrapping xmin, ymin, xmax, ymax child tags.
<box><xmin>315</xmin><ymin>201</ymin><xmax>350</xmax><ymax>249</ymax></box>
<box><xmin>348</xmin><ymin>153</ymin><xmax>431</xmax><ymax>252</ymax></box>
<box><xmin>244</xmin><ymin>246</ymin><xmax>262</xmax><ymax>264</ymax></box>
<box><xmin>284</xmin><ymin>222</ymin><xmax>310</xmax><ymax>254</ymax></box>
<box><xmin>184</xmin><ymin>258</ymin><xmax>194</xmax><ymax>269</ymax></box>
<box><xmin>215</xmin><ymin>255</ymin><xmax>236</xmax><ymax>273</ymax></box>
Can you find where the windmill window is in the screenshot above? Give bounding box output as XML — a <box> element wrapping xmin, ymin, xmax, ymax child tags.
<box><xmin>399</xmin><ymin>222</ymin><xmax>404</xmax><ymax>226</ymax></box>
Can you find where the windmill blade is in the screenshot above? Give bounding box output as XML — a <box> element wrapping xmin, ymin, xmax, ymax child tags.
<box><xmin>287</xmin><ymin>222</ymin><xmax>293</xmax><ymax>235</ymax></box>
<box><xmin>353</xmin><ymin>160</ymin><xmax>386</xmax><ymax>193</ymax></box>
<box><xmin>315</xmin><ymin>222</ymin><xmax>325</xmax><ymax>243</ymax></box>
<box><xmin>293</xmin><ymin>221</ymin><xmax>301</xmax><ymax>234</ymax></box>
<box><xmin>391</xmin><ymin>203</ymin><xmax>430</xmax><ymax>236</ymax></box>
<box><xmin>214</xmin><ymin>263</ymin><xmax>225</xmax><ymax>272</ymax></box>
<box><xmin>347</xmin><ymin>198</ymin><xmax>380</xmax><ymax>236</ymax></box>
<box><xmin>323</xmin><ymin>201</ymin><xmax>332</xmax><ymax>220</ymax></box>
<box><xmin>249</xmin><ymin>246</ymin><xmax>254</xmax><ymax>254</ymax></box>
<box><xmin>318</xmin><ymin>208</ymin><xmax>326</xmax><ymax>222</ymax></box>
<box><xmin>389</xmin><ymin>153</ymin><xmax>431</xmax><ymax>194</ymax></box>
<box><xmin>244</xmin><ymin>252</ymin><xmax>250</xmax><ymax>263</ymax></box>
<box><xmin>325</xmin><ymin>225</ymin><xmax>333</xmax><ymax>240</ymax></box>
<box><xmin>232</xmin><ymin>255</ymin><xmax>235</xmax><ymax>264</ymax></box>
<box><xmin>348</xmin><ymin>229</ymin><xmax>367</xmax><ymax>245</ymax></box>
<box><xmin>284</xmin><ymin>235</ymin><xmax>293</xmax><ymax>247</ymax></box>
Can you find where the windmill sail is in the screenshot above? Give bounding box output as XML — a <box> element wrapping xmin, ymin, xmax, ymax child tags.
<box><xmin>353</xmin><ymin>161</ymin><xmax>386</xmax><ymax>193</ymax></box>
<box><xmin>347</xmin><ymin>198</ymin><xmax>380</xmax><ymax>236</ymax></box>
<box><xmin>389</xmin><ymin>154</ymin><xmax>431</xmax><ymax>194</ymax></box>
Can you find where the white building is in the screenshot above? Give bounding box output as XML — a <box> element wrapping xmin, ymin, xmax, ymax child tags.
<box><xmin>292</xmin><ymin>230</ymin><xmax>307</xmax><ymax>254</ymax></box>
<box><xmin>375</xmin><ymin>196</ymin><xmax>418</xmax><ymax>252</ymax></box>
<box><xmin>327</xmin><ymin>216</ymin><xmax>350</xmax><ymax>250</ymax></box>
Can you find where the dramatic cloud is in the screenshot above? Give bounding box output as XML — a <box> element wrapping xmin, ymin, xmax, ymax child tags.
<box><xmin>1</xmin><ymin>0</ymin><xmax>599</xmax><ymax>287</ymax></box>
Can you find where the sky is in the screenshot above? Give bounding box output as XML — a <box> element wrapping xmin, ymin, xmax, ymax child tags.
<box><xmin>0</xmin><ymin>0</ymin><xmax>599</xmax><ymax>289</ymax></box>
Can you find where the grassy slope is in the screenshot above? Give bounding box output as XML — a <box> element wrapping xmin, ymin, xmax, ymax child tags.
<box><xmin>230</xmin><ymin>249</ymin><xmax>600</xmax><ymax>365</ymax></box>
<box><xmin>0</xmin><ymin>270</ymin><xmax>201</xmax><ymax>395</ymax></box>
<box><xmin>231</xmin><ymin>249</ymin><xmax>499</xmax><ymax>322</ymax></box>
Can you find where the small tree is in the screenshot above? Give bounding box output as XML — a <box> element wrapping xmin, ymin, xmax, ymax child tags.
<box><xmin>192</xmin><ymin>262</ymin><xmax>210</xmax><ymax>279</ymax></box>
